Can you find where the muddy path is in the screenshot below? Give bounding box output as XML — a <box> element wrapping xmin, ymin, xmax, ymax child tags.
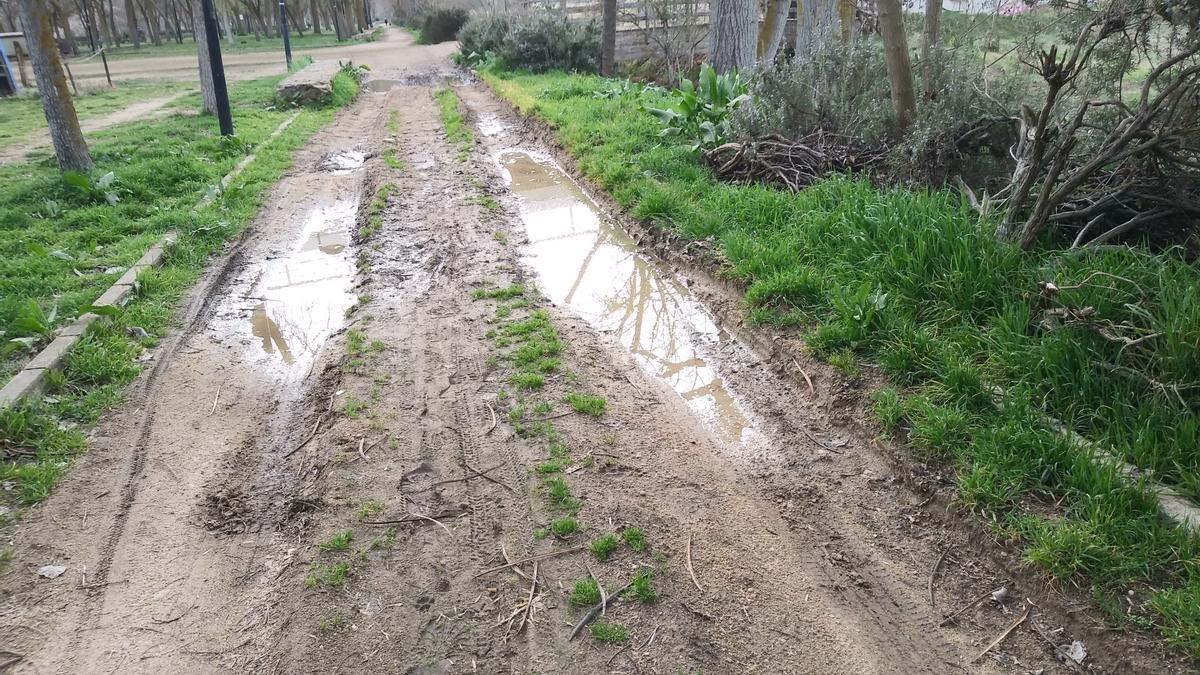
<box><xmin>0</xmin><ymin>46</ymin><xmax>1185</xmax><ymax>674</ymax></box>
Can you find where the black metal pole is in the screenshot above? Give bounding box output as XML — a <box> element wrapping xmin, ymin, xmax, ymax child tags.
<box><xmin>201</xmin><ymin>0</ymin><xmax>234</xmax><ymax>136</ymax></box>
<box><xmin>278</xmin><ymin>0</ymin><xmax>292</xmax><ymax>68</ymax></box>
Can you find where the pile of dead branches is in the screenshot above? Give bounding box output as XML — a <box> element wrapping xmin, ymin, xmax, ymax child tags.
<box><xmin>702</xmin><ymin>131</ymin><xmax>888</xmax><ymax>192</ymax></box>
<box><xmin>994</xmin><ymin>13</ymin><xmax>1200</xmax><ymax>251</ymax></box>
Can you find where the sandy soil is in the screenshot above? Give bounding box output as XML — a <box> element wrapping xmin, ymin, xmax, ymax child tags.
<box><xmin>0</xmin><ymin>40</ymin><xmax>1190</xmax><ymax>675</ymax></box>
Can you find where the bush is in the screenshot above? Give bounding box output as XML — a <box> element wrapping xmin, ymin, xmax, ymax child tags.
<box><xmin>420</xmin><ymin>8</ymin><xmax>468</xmax><ymax>44</ymax></box>
<box><xmin>734</xmin><ymin>41</ymin><xmax>1020</xmax><ymax>185</ymax></box>
<box><xmin>458</xmin><ymin>11</ymin><xmax>599</xmax><ymax>73</ymax></box>
<box><xmin>648</xmin><ymin>63</ymin><xmax>748</xmax><ymax>151</ymax></box>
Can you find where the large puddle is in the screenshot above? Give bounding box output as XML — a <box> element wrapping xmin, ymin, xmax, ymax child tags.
<box><xmin>210</xmin><ymin>197</ymin><xmax>358</xmax><ymax>378</ymax></box>
<box><xmin>500</xmin><ymin>151</ymin><xmax>763</xmax><ymax>446</ymax></box>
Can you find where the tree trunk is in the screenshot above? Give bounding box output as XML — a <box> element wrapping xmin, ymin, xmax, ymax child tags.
<box><xmin>107</xmin><ymin>0</ymin><xmax>121</xmax><ymax>45</ymax></box>
<box><xmin>139</xmin><ymin>0</ymin><xmax>161</xmax><ymax>45</ymax></box>
<box><xmin>600</xmin><ymin>0</ymin><xmax>616</xmax><ymax>75</ymax></box>
<box><xmin>757</xmin><ymin>0</ymin><xmax>790</xmax><ymax>63</ymax></box>
<box><xmin>190</xmin><ymin>0</ymin><xmax>217</xmax><ymax>115</ymax></box>
<box><xmin>18</xmin><ymin>0</ymin><xmax>93</xmax><ymax>172</ymax></box>
<box><xmin>124</xmin><ymin>0</ymin><xmax>141</xmax><ymax>46</ymax></box>
<box><xmin>796</xmin><ymin>0</ymin><xmax>838</xmax><ymax>58</ymax></box>
<box><xmin>877</xmin><ymin>0</ymin><xmax>915</xmax><ymax>130</ymax></box>
<box><xmin>310</xmin><ymin>0</ymin><xmax>320</xmax><ymax>33</ymax></box>
<box><xmin>920</xmin><ymin>0</ymin><xmax>942</xmax><ymax>100</ymax></box>
<box><xmin>709</xmin><ymin>0</ymin><xmax>757</xmax><ymax>74</ymax></box>
<box><xmin>53</xmin><ymin>3</ymin><xmax>79</xmax><ymax>55</ymax></box>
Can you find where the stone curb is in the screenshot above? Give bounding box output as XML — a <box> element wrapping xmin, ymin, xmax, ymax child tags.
<box><xmin>0</xmin><ymin>111</ymin><xmax>302</xmax><ymax>410</ymax></box>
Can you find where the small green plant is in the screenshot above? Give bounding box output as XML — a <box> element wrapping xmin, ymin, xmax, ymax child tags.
<box><xmin>571</xmin><ymin>577</ymin><xmax>601</xmax><ymax>605</ymax></box>
<box><xmin>510</xmin><ymin>372</ymin><xmax>545</xmax><ymax>391</ymax></box>
<box><xmin>622</xmin><ymin>527</ymin><xmax>646</xmax><ymax>552</ymax></box>
<box><xmin>305</xmin><ymin>561</ymin><xmax>351</xmax><ymax>588</ymax></box>
<box><xmin>564</xmin><ymin>393</ymin><xmax>606</xmax><ymax>416</ymax></box>
<box><xmin>589</xmin><ymin>620</ymin><xmax>628</xmax><ymax>644</ymax></box>
<box><xmin>472</xmin><ymin>284</ymin><xmax>524</xmax><ymax>300</ymax></box>
<box><xmin>319</xmin><ymin>529</ymin><xmax>354</xmax><ymax>552</ymax></box>
<box><xmin>828</xmin><ymin>348</ymin><xmax>859</xmax><ymax>378</ymax></box>
<box><xmin>318</xmin><ymin>614</ymin><xmax>345</xmax><ymax>631</ymax></box>
<box><xmin>533</xmin><ymin>528</ymin><xmax>549</xmax><ymax>539</ymax></box>
<box><xmin>647</xmin><ymin>63</ymin><xmax>749</xmax><ymax>151</ymax></box>
<box><xmin>383</xmin><ymin>148</ymin><xmax>404</xmax><ymax>170</ymax></box>
<box><xmin>542</xmin><ymin>475</ymin><xmax>578</xmax><ymax>512</ymax></box>
<box><xmin>493</xmin><ymin>230</ymin><xmax>508</xmax><ymax>244</ymax></box>
<box><xmin>357</xmin><ymin>501</ymin><xmax>383</xmax><ymax>520</ymax></box>
<box><xmin>590</xmin><ymin>533</ymin><xmax>619</xmax><ymax>561</ymax></box>
<box><xmin>551</xmin><ymin>517</ymin><xmax>579</xmax><ymax>537</ymax></box>
<box><xmin>535</xmin><ymin>461</ymin><xmax>562</xmax><ymax>474</ymax></box>
<box><xmin>625</xmin><ymin>568</ymin><xmax>658</xmax><ymax>603</ymax></box>
<box><xmin>342</xmin><ymin>394</ymin><xmax>369</xmax><ymax>418</ymax></box>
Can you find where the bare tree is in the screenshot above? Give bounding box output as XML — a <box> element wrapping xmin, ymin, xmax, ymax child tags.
<box><xmin>18</xmin><ymin>0</ymin><xmax>93</xmax><ymax>171</ymax></box>
<box><xmin>191</xmin><ymin>0</ymin><xmax>218</xmax><ymax>114</ymax></box>
<box><xmin>709</xmin><ymin>0</ymin><xmax>757</xmax><ymax>73</ymax></box>
<box><xmin>757</xmin><ymin>0</ymin><xmax>791</xmax><ymax>64</ymax></box>
<box><xmin>620</xmin><ymin>0</ymin><xmax>706</xmax><ymax>84</ymax></box>
<box><xmin>920</xmin><ymin>0</ymin><xmax>941</xmax><ymax>100</ymax></box>
<box><xmin>125</xmin><ymin>0</ymin><xmax>142</xmax><ymax>45</ymax></box>
<box><xmin>876</xmin><ymin>0</ymin><xmax>914</xmax><ymax>129</ymax></box>
<box><xmin>601</xmin><ymin>0</ymin><xmax>616</xmax><ymax>76</ymax></box>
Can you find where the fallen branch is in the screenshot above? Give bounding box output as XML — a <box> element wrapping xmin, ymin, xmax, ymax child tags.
<box><xmin>361</xmin><ymin>507</ymin><xmax>469</xmax><ymax>526</ymax></box>
<box><xmin>972</xmin><ymin>602</ymin><xmax>1030</xmax><ymax>662</ymax></box>
<box><xmin>570</xmin><ymin>578</ymin><xmax>637</xmax><ymax>640</ymax></box>
<box><xmin>928</xmin><ymin>546</ymin><xmax>953</xmax><ymax>608</ymax></box>
<box><xmin>685</xmin><ymin>532</ymin><xmax>703</xmax><ymax>591</ymax></box>
<box><xmin>791</xmin><ymin>359</ymin><xmax>814</xmax><ymax>395</ymax></box>
<box><xmin>474</xmin><ymin>545</ymin><xmax>586</xmax><ymax>578</ymax></box>
<box><xmin>514</xmin><ymin>561</ymin><xmax>539</xmax><ymax>636</ymax></box>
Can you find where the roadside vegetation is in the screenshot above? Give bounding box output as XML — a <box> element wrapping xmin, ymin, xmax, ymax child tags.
<box><xmin>0</xmin><ymin>80</ymin><xmax>190</xmax><ymax>145</ymax></box>
<box><xmin>0</xmin><ymin>74</ymin><xmax>346</xmax><ymax>511</ymax></box>
<box><xmin>468</xmin><ymin>0</ymin><xmax>1200</xmax><ymax>654</ymax></box>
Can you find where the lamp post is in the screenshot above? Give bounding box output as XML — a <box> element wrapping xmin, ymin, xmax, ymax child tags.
<box><xmin>278</xmin><ymin>0</ymin><xmax>292</xmax><ymax>69</ymax></box>
<box><xmin>201</xmin><ymin>0</ymin><xmax>233</xmax><ymax>136</ymax></box>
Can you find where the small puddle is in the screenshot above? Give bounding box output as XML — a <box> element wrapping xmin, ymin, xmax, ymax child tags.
<box><xmin>477</xmin><ymin>114</ymin><xmax>507</xmax><ymax>137</ymax></box>
<box><xmin>365</xmin><ymin>79</ymin><xmax>400</xmax><ymax>92</ymax></box>
<box><xmin>211</xmin><ymin>197</ymin><xmax>358</xmax><ymax>377</ymax></box>
<box><xmin>500</xmin><ymin>151</ymin><xmax>763</xmax><ymax>446</ymax></box>
<box><xmin>320</xmin><ymin>150</ymin><xmax>366</xmax><ymax>174</ymax></box>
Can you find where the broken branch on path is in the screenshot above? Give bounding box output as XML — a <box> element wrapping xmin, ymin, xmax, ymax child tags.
<box><xmin>802</xmin><ymin>428</ymin><xmax>842</xmax><ymax>454</ymax></box>
<box><xmin>570</xmin><ymin>578</ymin><xmax>637</xmax><ymax>640</ymax></box>
<box><xmin>209</xmin><ymin>382</ymin><xmax>222</xmax><ymax>415</ymax></box>
<box><xmin>513</xmin><ymin>561</ymin><xmax>539</xmax><ymax>636</ymax></box>
<box><xmin>474</xmin><ymin>545</ymin><xmax>586</xmax><ymax>578</ymax></box>
<box><xmin>791</xmin><ymin>359</ymin><xmax>815</xmax><ymax>395</ymax></box>
<box><xmin>361</xmin><ymin>507</ymin><xmax>469</xmax><ymax>527</ymax></box>
<box><xmin>484</xmin><ymin>402</ymin><xmax>497</xmax><ymax>436</ymax></box>
<box><xmin>928</xmin><ymin>546</ymin><xmax>953</xmax><ymax>608</ymax></box>
<box><xmin>972</xmin><ymin>602</ymin><xmax>1030</xmax><ymax>662</ymax></box>
<box><xmin>939</xmin><ymin>586</ymin><xmax>1005</xmax><ymax>627</ymax></box>
<box><xmin>685</xmin><ymin>532</ymin><xmax>703</xmax><ymax>591</ymax></box>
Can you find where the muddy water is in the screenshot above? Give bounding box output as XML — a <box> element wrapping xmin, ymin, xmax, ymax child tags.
<box><xmin>210</xmin><ymin>197</ymin><xmax>358</xmax><ymax>378</ymax></box>
<box><xmin>500</xmin><ymin>151</ymin><xmax>764</xmax><ymax>447</ymax></box>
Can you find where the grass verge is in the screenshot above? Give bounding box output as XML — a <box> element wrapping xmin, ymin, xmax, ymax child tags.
<box><xmin>479</xmin><ymin>67</ymin><xmax>1200</xmax><ymax>656</ymax></box>
<box><xmin>0</xmin><ymin>73</ymin><xmax>342</xmax><ymax>515</ymax></box>
<box><xmin>434</xmin><ymin>87</ymin><xmax>473</xmax><ymax>162</ymax></box>
<box><xmin>0</xmin><ymin>80</ymin><xmax>189</xmax><ymax>145</ymax></box>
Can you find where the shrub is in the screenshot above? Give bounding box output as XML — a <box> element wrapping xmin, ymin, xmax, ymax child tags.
<box><xmin>458</xmin><ymin>11</ymin><xmax>598</xmax><ymax>73</ymax></box>
<box><xmin>420</xmin><ymin>8</ymin><xmax>468</xmax><ymax>44</ymax></box>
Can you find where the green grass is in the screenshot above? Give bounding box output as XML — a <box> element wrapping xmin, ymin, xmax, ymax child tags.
<box><xmin>305</xmin><ymin>561</ymin><xmax>351</xmax><ymax>588</ymax></box>
<box><xmin>550</xmin><ymin>516</ymin><xmax>579</xmax><ymax>537</ymax></box>
<box><xmin>481</xmin><ymin>68</ymin><xmax>1200</xmax><ymax>657</ymax></box>
<box><xmin>622</xmin><ymin>527</ymin><xmax>646</xmax><ymax>552</ymax></box>
<box><xmin>542</xmin><ymin>475</ymin><xmax>578</xmax><ymax>513</ymax></box>
<box><xmin>590</xmin><ymin>533</ymin><xmax>619</xmax><ymax>561</ymax></box>
<box><xmin>0</xmin><ymin>80</ymin><xmax>190</xmax><ymax>145</ymax></box>
<box><xmin>564</xmin><ymin>392</ymin><xmax>606</xmax><ymax>416</ymax></box>
<box><xmin>0</xmin><ymin>74</ymin><xmax>338</xmax><ymax>513</ymax></box>
<box><xmin>330</xmin><ymin>70</ymin><xmax>361</xmax><ymax>108</ymax></box>
<box><xmin>589</xmin><ymin>620</ymin><xmax>628</xmax><ymax>644</ymax></box>
<box><xmin>318</xmin><ymin>529</ymin><xmax>354</xmax><ymax>552</ymax></box>
<box><xmin>624</xmin><ymin>568</ymin><xmax>658</xmax><ymax>603</ymax></box>
<box><xmin>472</xmin><ymin>283</ymin><xmax>524</xmax><ymax>300</ymax></box>
<box><xmin>570</xmin><ymin>577</ymin><xmax>601</xmax><ymax>606</ymax></box>
<box><xmin>434</xmin><ymin>87</ymin><xmax>473</xmax><ymax>162</ymax></box>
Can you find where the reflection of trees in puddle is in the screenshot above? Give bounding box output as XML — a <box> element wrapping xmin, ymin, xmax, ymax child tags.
<box><xmin>571</xmin><ymin>225</ymin><xmax>752</xmax><ymax>440</ymax></box>
<box><xmin>250</xmin><ymin>303</ymin><xmax>294</xmax><ymax>365</ymax></box>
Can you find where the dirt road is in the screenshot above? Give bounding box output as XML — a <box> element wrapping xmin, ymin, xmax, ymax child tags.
<box><xmin>0</xmin><ymin>41</ymin><xmax>1183</xmax><ymax>674</ymax></box>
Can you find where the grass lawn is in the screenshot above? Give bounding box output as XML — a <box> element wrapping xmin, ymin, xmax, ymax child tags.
<box><xmin>479</xmin><ymin>68</ymin><xmax>1200</xmax><ymax>656</ymax></box>
<box><xmin>0</xmin><ymin>80</ymin><xmax>190</xmax><ymax>145</ymax></box>
<box><xmin>98</xmin><ymin>26</ymin><xmax>383</xmax><ymax>60</ymax></box>
<box><xmin>0</xmin><ymin>72</ymin><xmax>355</xmax><ymax>509</ymax></box>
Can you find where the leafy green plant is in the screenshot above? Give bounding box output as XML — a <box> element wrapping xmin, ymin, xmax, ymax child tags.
<box><xmin>647</xmin><ymin>63</ymin><xmax>749</xmax><ymax>151</ymax></box>
<box><xmin>571</xmin><ymin>577</ymin><xmax>601</xmax><ymax>605</ymax></box>
<box><xmin>590</xmin><ymin>533</ymin><xmax>619</xmax><ymax>560</ymax></box>
<box><xmin>589</xmin><ymin>620</ymin><xmax>628</xmax><ymax>644</ymax></box>
<box><xmin>3</xmin><ymin>299</ymin><xmax>57</xmax><ymax>354</ymax></box>
<box><xmin>63</xmin><ymin>170</ymin><xmax>120</xmax><ymax>205</ymax></box>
